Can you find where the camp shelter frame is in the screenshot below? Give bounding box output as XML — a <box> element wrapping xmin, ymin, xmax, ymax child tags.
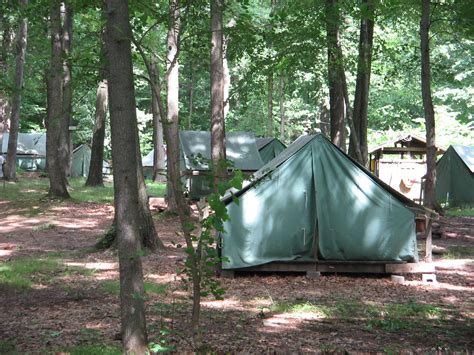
<box><xmin>369</xmin><ymin>134</ymin><xmax>445</xmax><ymax>203</ymax></box>
<box><xmin>220</xmin><ymin>134</ymin><xmax>434</xmax><ymax>275</ymax></box>
<box><xmin>435</xmin><ymin>145</ymin><xmax>474</xmax><ymax>207</ymax></box>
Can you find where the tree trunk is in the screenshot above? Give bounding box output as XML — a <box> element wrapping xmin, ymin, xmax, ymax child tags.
<box><xmin>326</xmin><ymin>0</ymin><xmax>346</xmax><ymax>152</ymax></box>
<box><xmin>211</xmin><ymin>0</ymin><xmax>226</xmax><ymax>188</ymax></box>
<box><xmin>60</xmin><ymin>2</ymin><xmax>73</xmax><ymax>178</ymax></box>
<box><xmin>279</xmin><ymin>75</ymin><xmax>285</xmax><ymax>142</ymax></box>
<box><xmin>151</xmin><ymin>60</ymin><xmax>166</xmax><ymax>183</ymax></box>
<box><xmin>4</xmin><ymin>0</ymin><xmax>28</xmax><ymax>181</ymax></box>
<box><xmin>47</xmin><ymin>0</ymin><xmax>69</xmax><ymax>198</ymax></box>
<box><xmin>0</xmin><ymin>15</ymin><xmax>12</xmax><ymax>133</ymax></box>
<box><xmin>165</xmin><ymin>0</ymin><xmax>180</xmax><ymax>212</ymax></box>
<box><xmin>85</xmin><ymin>79</ymin><xmax>108</xmax><ymax>187</ymax></box>
<box><xmin>187</xmin><ymin>64</ymin><xmax>195</xmax><ymax>130</ymax></box>
<box><xmin>420</xmin><ymin>0</ymin><xmax>436</xmax><ymax>209</ymax></box>
<box><xmin>349</xmin><ymin>0</ymin><xmax>374</xmax><ymax>167</ymax></box>
<box><xmin>267</xmin><ymin>73</ymin><xmax>273</xmax><ymax>137</ymax></box>
<box><xmin>105</xmin><ymin>0</ymin><xmax>148</xmax><ymax>352</ymax></box>
<box><xmin>135</xmin><ymin>126</ymin><xmax>165</xmax><ymax>251</ymax></box>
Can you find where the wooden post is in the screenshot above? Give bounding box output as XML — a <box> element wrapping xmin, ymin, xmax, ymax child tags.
<box><xmin>424</xmin><ymin>212</ymin><xmax>432</xmax><ymax>262</ymax></box>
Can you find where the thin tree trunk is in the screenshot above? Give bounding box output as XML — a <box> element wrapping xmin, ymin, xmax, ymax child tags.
<box><xmin>85</xmin><ymin>79</ymin><xmax>108</xmax><ymax>187</ymax></box>
<box><xmin>279</xmin><ymin>74</ymin><xmax>285</xmax><ymax>142</ymax></box>
<box><xmin>326</xmin><ymin>0</ymin><xmax>346</xmax><ymax>152</ymax></box>
<box><xmin>151</xmin><ymin>60</ymin><xmax>166</xmax><ymax>183</ymax></box>
<box><xmin>59</xmin><ymin>2</ymin><xmax>73</xmax><ymax>178</ymax></box>
<box><xmin>0</xmin><ymin>15</ymin><xmax>12</xmax><ymax>133</ymax></box>
<box><xmin>267</xmin><ymin>73</ymin><xmax>273</xmax><ymax>137</ymax></box>
<box><xmin>4</xmin><ymin>0</ymin><xmax>28</xmax><ymax>181</ymax></box>
<box><xmin>165</xmin><ymin>0</ymin><xmax>180</xmax><ymax>212</ymax></box>
<box><xmin>105</xmin><ymin>0</ymin><xmax>148</xmax><ymax>352</ymax></box>
<box><xmin>47</xmin><ymin>0</ymin><xmax>69</xmax><ymax>198</ymax></box>
<box><xmin>420</xmin><ymin>0</ymin><xmax>436</xmax><ymax>209</ymax></box>
<box><xmin>187</xmin><ymin>62</ymin><xmax>195</xmax><ymax>129</ymax></box>
<box><xmin>349</xmin><ymin>0</ymin><xmax>374</xmax><ymax>167</ymax></box>
<box><xmin>211</xmin><ymin>0</ymin><xmax>226</xmax><ymax>189</ymax></box>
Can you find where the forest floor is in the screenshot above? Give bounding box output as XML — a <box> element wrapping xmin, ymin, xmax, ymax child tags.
<box><xmin>0</xmin><ymin>176</ymin><xmax>473</xmax><ymax>353</ymax></box>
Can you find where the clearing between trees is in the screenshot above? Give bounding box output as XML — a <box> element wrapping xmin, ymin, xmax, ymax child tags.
<box><xmin>0</xmin><ymin>176</ymin><xmax>473</xmax><ymax>353</ymax></box>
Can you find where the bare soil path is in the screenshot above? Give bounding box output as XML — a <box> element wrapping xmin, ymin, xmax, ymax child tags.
<box><xmin>0</xmin><ymin>196</ymin><xmax>473</xmax><ymax>353</ymax></box>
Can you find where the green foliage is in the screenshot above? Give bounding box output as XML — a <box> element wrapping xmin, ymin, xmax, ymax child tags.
<box><xmin>59</xmin><ymin>345</ymin><xmax>121</xmax><ymax>355</ymax></box>
<box><xmin>101</xmin><ymin>279</ymin><xmax>167</xmax><ymax>296</ymax></box>
<box><xmin>444</xmin><ymin>207</ymin><xmax>474</xmax><ymax>218</ymax></box>
<box><xmin>443</xmin><ymin>246</ymin><xmax>474</xmax><ymax>260</ymax></box>
<box><xmin>0</xmin><ymin>339</ymin><xmax>17</xmax><ymax>354</ymax></box>
<box><xmin>0</xmin><ymin>257</ymin><xmax>59</xmax><ymax>289</ymax></box>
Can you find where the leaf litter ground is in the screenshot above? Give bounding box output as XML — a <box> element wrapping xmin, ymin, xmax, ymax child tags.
<box><xmin>0</xmin><ymin>190</ymin><xmax>473</xmax><ymax>353</ymax></box>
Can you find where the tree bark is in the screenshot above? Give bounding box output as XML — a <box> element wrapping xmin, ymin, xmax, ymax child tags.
<box><xmin>86</xmin><ymin>21</ymin><xmax>107</xmax><ymax>187</ymax></box>
<box><xmin>420</xmin><ymin>0</ymin><xmax>436</xmax><ymax>209</ymax></box>
<box><xmin>59</xmin><ymin>2</ymin><xmax>73</xmax><ymax>178</ymax></box>
<box><xmin>165</xmin><ymin>0</ymin><xmax>180</xmax><ymax>212</ymax></box>
<box><xmin>151</xmin><ymin>60</ymin><xmax>166</xmax><ymax>183</ymax></box>
<box><xmin>211</xmin><ymin>0</ymin><xmax>226</xmax><ymax>188</ymax></box>
<box><xmin>46</xmin><ymin>0</ymin><xmax>69</xmax><ymax>198</ymax></box>
<box><xmin>326</xmin><ymin>0</ymin><xmax>346</xmax><ymax>152</ymax></box>
<box><xmin>105</xmin><ymin>0</ymin><xmax>148</xmax><ymax>352</ymax></box>
<box><xmin>349</xmin><ymin>0</ymin><xmax>374</xmax><ymax>167</ymax></box>
<box><xmin>267</xmin><ymin>73</ymin><xmax>273</xmax><ymax>137</ymax></box>
<box><xmin>0</xmin><ymin>15</ymin><xmax>12</xmax><ymax>133</ymax></box>
<box><xmin>85</xmin><ymin>79</ymin><xmax>108</xmax><ymax>187</ymax></box>
<box><xmin>4</xmin><ymin>0</ymin><xmax>28</xmax><ymax>181</ymax></box>
<box><xmin>279</xmin><ymin>74</ymin><xmax>285</xmax><ymax>142</ymax></box>
<box><xmin>187</xmin><ymin>63</ymin><xmax>195</xmax><ymax>130</ymax></box>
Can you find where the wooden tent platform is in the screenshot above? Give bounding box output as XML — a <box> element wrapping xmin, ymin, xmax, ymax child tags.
<box><xmin>221</xmin><ymin>260</ymin><xmax>435</xmax><ymax>277</ymax></box>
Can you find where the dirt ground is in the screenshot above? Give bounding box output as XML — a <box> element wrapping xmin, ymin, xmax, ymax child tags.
<box><xmin>0</xmin><ymin>194</ymin><xmax>473</xmax><ymax>353</ymax></box>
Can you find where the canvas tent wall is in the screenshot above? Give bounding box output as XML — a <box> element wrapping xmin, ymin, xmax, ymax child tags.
<box><xmin>256</xmin><ymin>137</ymin><xmax>286</xmax><ymax>164</ymax></box>
<box><xmin>179</xmin><ymin>130</ymin><xmax>264</xmax><ymax>199</ymax></box>
<box><xmin>71</xmin><ymin>144</ymin><xmax>111</xmax><ymax>178</ymax></box>
<box><xmin>436</xmin><ymin>145</ymin><xmax>474</xmax><ymax>206</ymax></box>
<box><xmin>221</xmin><ymin>134</ymin><xmax>423</xmax><ymax>271</ymax></box>
<box><xmin>0</xmin><ymin>132</ymin><xmax>46</xmax><ymax>171</ymax></box>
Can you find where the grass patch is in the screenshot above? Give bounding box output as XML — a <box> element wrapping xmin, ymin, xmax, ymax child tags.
<box><xmin>101</xmin><ymin>280</ymin><xmax>167</xmax><ymax>295</ymax></box>
<box><xmin>146</xmin><ymin>181</ymin><xmax>167</xmax><ymax>197</ymax></box>
<box><xmin>443</xmin><ymin>246</ymin><xmax>474</xmax><ymax>259</ymax></box>
<box><xmin>0</xmin><ymin>339</ymin><xmax>17</xmax><ymax>354</ymax></box>
<box><xmin>445</xmin><ymin>207</ymin><xmax>474</xmax><ymax>217</ymax></box>
<box><xmin>32</xmin><ymin>222</ymin><xmax>56</xmax><ymax>232</ymax></box>
<box><xmin>58</xmin><ymin>345</ymin><xmax>121</xmax><ymax>355</ymax></box>
<box><xmin>0</xmin><ymin>257</ymin><xmax>59</xmax><ymax>289</ymax></box>
<box><xmin>270</xmin><ymin>299</ymin><xmax>445</xmax><ymax>333</ymax></box>
<box><xmin>271</xmin><ymin>301</ymin><xmax>329</xmax><ymax>317</ymax></box>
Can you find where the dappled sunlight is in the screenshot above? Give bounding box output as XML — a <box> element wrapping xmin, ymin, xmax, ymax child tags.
<box><xmin>65</xmin><ymin>261</ymin><xmax>117</xmax><ymax>271</ymax></box>
<box><xmin>146</xmin><ymin>272</ymin><xmax>180</xmax><ymax>284</ymax></box>
<box><xmin>201</xmin><ymin>298</ymin><xmax>243</xmax><ymax>310</ymax></box>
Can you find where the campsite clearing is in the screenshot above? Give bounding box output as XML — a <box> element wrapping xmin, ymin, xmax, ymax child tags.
<box><xmin>0</xmin><ymin>175</ymin><xmax>473</xmax><ymax>353</ymax></box>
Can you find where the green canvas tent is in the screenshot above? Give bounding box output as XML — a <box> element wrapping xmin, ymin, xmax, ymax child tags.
<box><xmin>221</xmin><ymin>134</ymin><xmax>421</xmax><ymax>270</ymax></box>
<box><xmin>436</xmin><ymin>145</ymin><xmax>474</xmax><ymax>206</ymax></box>
<box><xmin>179</xmin><ymin>130</ymin><xmax>264</xmax><ymax>199</ymax></box>
<box><xmin>256</xmin><ymin>137</ymin><xmax>286</xmax><ymax>164</ymax></box>
<box><xmin>71</xmin><ymin>145</ymin><xmax>91</xmax><ymax>177</ymax></box>
<box><xmin>0</xmin><ymin>132</ymin><xmax>46</xmax><ymax>171</ymax></box>
<box><xmin>71</xmin><ymin>144</ymin><xmax>111</xmax><ymax>178</ymax></box>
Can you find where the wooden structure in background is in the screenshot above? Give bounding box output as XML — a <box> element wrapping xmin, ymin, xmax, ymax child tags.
<box><xmin>369</xmin><ymin>134</ymin><xmax>445</xmax><ymax>203</ymax></box>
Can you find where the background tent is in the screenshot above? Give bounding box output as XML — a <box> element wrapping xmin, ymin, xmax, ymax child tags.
<box><xmin>71</xmin><ymin>144</ymin><xmax>111</xmax><ymax>178</ymax></box>
<box><xmin>179</xmin><ymin>130</ymin><xmax>264</xmax><ymax>198</ymax></box>
<box><xmin>256</xmin><ymin>137</ymin><xmax>286</xmax><ymax>164</ymax></box>
<box><xmin>0</xmin><ymin>132</ymin><xmax>46</xmax><ymax>171</ymax></box>
<box><xmin>71</xmin><ymin>145</ymin><xmax>91</xmax><ymax>177</ymax></box>
<box><xmin>221</xmin><ymin>134</ymin><xmax>421</xmax><ymax>270</ymax></box>
<box><xmin>436</xmin><ymin>145</ymin><xmax>474</xmax><ymax>206</ymax></box>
